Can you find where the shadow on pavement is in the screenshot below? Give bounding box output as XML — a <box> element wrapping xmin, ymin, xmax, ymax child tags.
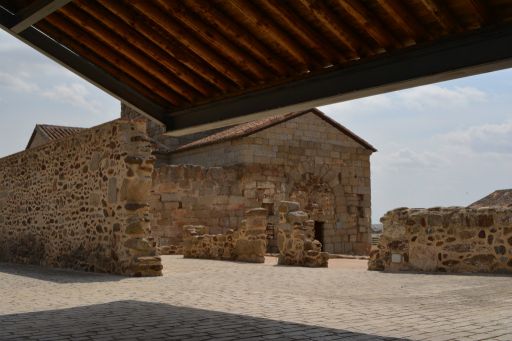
<box><xmin>0</xmin><ymin>300</ymin><xmax>410</xmax><ymax>340</ymax></box>
<box><xmin>0</xmin><ymin>262</ymin><xmax>124</xmax><ymax>283</ymax></box>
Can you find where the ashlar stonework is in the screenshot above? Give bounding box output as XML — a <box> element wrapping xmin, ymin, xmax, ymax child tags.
<box><xmin>183</xmin><ymin>208</ymin><xmax>268</xmax><ymax>263</ymax></box>
<box><xmin>369</xmin><ymin>207</ymin><xmax>512</xmax><ymax>273</ymax></box>
<box><xmin>277</xmin><ymin>201</ymin><xmax>329</xmax><ymax>267</ymax></box>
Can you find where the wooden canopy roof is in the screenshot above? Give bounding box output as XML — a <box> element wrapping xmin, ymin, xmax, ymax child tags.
<box><xmin>1</xmin><ymin>0</ymin><xmax>512</xmax><ymax>134</ymax></box>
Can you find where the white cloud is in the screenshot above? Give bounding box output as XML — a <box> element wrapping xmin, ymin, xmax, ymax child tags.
<box><xmin>441</xmin><ymin>121</ymin><xmax>512</xmax><ymax>155</ymax></box>
<box><xmin>397</xmin><ymin>85</ymin><xmax>487</xmax><ymax>110</ymax></box>
<box><xmin>0</xmin><ymin>72</ymin><xmax>39</xmax><ymax>93</ymax></box>
<box><xmin>374</xmin><ymin>148</ymin><xmax>446</xmax><ymax>172</ymax></box>
<box><xmin>42</xmin><ymin>83</ymin><xmax>102</xmax><ymax>113</ymax></box>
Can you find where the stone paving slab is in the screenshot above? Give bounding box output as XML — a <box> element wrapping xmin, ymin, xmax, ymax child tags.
<box><xmin>1</xmin><ymin>256</ymin><xmax>511</xmax><ymax>340</ymax></box>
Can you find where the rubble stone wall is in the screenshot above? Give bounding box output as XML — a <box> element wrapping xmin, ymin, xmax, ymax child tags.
<box><xmin>276</xmin><ymin>201</ymin><xmax>329</xmax><ymax>267</ymax></box>
<box><xmin>0</xmin><ymin>120</ymin><xmax>162</xmax><ymax>276</ymax></box>
<box><xmin>183</xmin><ymin>208</ymin><xmax>268</xmax><ymax>263</ymax></box>
<box><xmin>369</xmin><ymin>207</ymin><xmax>512</xmax><ymax>273</ymax></box>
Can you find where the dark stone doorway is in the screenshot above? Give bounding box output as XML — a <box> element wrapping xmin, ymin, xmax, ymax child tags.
<box><xmin>314</xmin><ymin>221</ymin><xmax>324</xmax><ymax>251</ymax></box>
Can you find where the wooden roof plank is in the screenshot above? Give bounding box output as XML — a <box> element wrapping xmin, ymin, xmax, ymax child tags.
<box><xmin>257</xmin><ymin>0</ymin><xmax>347</xmax><ymax>65</ymax></box>
<box><xmin>333</xmin><ymin>0</ymin><xmax>402</xmax><ymax>49</ymax></box>
<box><xmin>217</xmin><ymin>0</ymin><xmax>315</xmax><ymax>72</ymax></box>
<box><xmin>43</xmin><ymin>14</ymin><xmax>184</xmax><ymax>106</ymax></box>
<box><xmin>129</xmin><ymin>0</ymin><xmax>252</xmax><ymax>89</ymax></box>
<box><xmin>464</xmin><ymin>0</ymin><xmax>492</xmax><ymax>26</ymax></box>
<box><xmin>419</xmin><ymin>0</ymin><xmax>464</xmax><ymax>33</ymax></box>
<box><xmin>293</xmin><ymin>0</ymin><xmax>373</xmax><ymax>58</ymax></box>
<box><xmin>155</xmin><ymin>0</ymin><xmax>273</xmax><ymax>82</ymax></box>
<box><xmin>183</xmin><ymin>0</ymin><xmax>292</xmax><ymax>77</ymax></box>
<box><xmin>375</xmin><ymin>0</ymin><xmax>432</xmax><ymax>42</ymax></box>
<box><xmin>96</xmin><ymin>0</ymin><xmax>234</xmax><ymax>94</ymax></box>
<box><xmin>71</xmin><ymin>1</ymin><xmax>208</xmax><ymax>100</ymax></box>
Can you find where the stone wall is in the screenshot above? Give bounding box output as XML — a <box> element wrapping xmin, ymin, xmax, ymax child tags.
<box><xmin>0</xmin><ymin>120</ymin><xmax>162</xmax><ymax>276</ymax></box>
<box><xmin>151</xmin><ymin>158</ymin><xmax>370</xmax><ymax>255</ymax></box>
<box><xmin>369</xmin><ymin>207</ymin><xmax>512</xmax><ymax>273</ymax></box>
<box><xmin>183</xmin><ymin>208</ymin><xmax>267</xmax><ymax>263</ymax></box>
<box><xmin>276</xmin><ymin>201</ymin><xmax>329</xmax><ymax>267</ymax></box>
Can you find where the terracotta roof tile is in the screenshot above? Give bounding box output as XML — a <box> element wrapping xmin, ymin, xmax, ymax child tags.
<box><xmin>469</xmin><ymin>189</ymin><xmax>512</xmax><ymax>208</ymax></box>
<box><xmin>37</xmin><ymin>124</ymin><xmax>85</xmax><ymax>140</ymax></box>
<box><xmin>173</xmin><ymin>108</ymin><xmax>376</xmax><ymax>153</ymax></box>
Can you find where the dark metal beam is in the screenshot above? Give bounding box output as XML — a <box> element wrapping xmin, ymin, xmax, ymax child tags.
<box><xmin>0</xmin><ymin>5</ymin><xmax>167</xmax><ymax>123</ymax></box>
<box><xmin>165</xmin><ymin>25</ymin><xmax>512</xmax><ymax>136</ymax></box>
<box><xmin>8</xmin><ymin>0</ymin><xmax>73</xmax><ymax>33</ymax></box>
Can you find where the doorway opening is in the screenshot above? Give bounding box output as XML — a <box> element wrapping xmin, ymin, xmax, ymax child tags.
<box><xmin>314</xmin><ymin>221</ymin><xmax>325</xmax><ymax>251</ymax></box>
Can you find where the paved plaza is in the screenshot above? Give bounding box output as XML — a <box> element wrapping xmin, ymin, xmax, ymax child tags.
<box><xmin>1</xmin><ymin>256</ymin><xmax>511</xmax><ymax>341</ymax></box>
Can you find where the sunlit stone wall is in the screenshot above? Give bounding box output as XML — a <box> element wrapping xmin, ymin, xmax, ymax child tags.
<box><xmin>0</xmin><ymin>120</ymin><xmax>162</xmax><ymax>276</ymax></box>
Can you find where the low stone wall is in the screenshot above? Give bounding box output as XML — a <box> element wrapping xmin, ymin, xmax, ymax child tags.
<box><xmin>369</xmin><ymin>207</ymin><xmax>512</xmax><ymax>273</ymax></box>
<box><xmin>0</xmin><ymin>120</ymin><xmax>162</xmax><ymax>276</ymax></box>
<box><xmin>277</xmin><ymin>201</ymin><xmax>329</xmax><ymax>267</ymax></box>
<box><xmin>183</xmin><ymin>208</ymin><xmax>267</xmax><ymax>263</ymax></box>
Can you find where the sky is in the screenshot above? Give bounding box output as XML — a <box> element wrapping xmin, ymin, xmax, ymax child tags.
<box><xmin>1</xmin><ymin>29</ymin><xmax>511</xmax><ymax>222</ymax></box>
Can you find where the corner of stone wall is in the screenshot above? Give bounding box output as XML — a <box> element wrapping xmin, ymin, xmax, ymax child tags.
<box><xmin>115</xmin><ymin>120</ymin><xmax>162</xmax><ymax>276</ymax></box>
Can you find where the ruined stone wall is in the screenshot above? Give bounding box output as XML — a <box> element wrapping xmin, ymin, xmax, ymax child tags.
<box><xmin>0</xmin><ymin>120</ymin><xmax>162</xmax><ymax>276</ymax></box>
<box><xmin>162</xmin><ymin>113</ymin><xmax>372</xmax><ymax>255</ymax></box>
<box><xmin>369</xmin><ymin>207</ymin><xmax>512</xmax><ymax>273</ymax></box>
<box><xmin>276</xmin><ymin>201</ymin><xmax>329</xmax><ymax>267</ymax></box>
<box><xmin>183</xmin><ymin>208</ymin><xmax>267</xmax><ymax>263</ymax></box>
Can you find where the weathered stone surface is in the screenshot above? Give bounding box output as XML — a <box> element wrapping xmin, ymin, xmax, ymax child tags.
<box><xmin>150</xmin><ymin>111</ymin><xmax>373</xmax><ymax>256</ymax></box>
<box><xmin>183</xmin><ymin>210</ymin><xmax>267</xmax><ymax>263</ymax></box>
<box><xmin>369</xmin><ymin>207</ymin><xmax>512</xmax><ymax>273</ymax></box>
<box><xmin>277</xmin><ymin>202</ymin><xmax>329</xmax><ymax>267</ymax></box>
<box><xmin>0</xmin><ymin>120</ymin><xmax>161</xmax><ymax>276</ymax></box>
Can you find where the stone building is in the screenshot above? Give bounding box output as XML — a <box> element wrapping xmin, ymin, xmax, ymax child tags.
<box><xmin>24</xmin><ymin>105</ymin><xmax>376</xmax><ymax>255</ymax></box>
<box><xmin>122</xmin><ymin>105</ymin><xmax>376</xmax><ymax>255</ymax></box>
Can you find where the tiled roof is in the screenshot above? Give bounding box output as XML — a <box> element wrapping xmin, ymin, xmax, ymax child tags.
<box><xmin>26</xmin><ymin>124</ymin><xmax>85</xmax><ymax>149</ymax></box>
<box><xmin>469</xmin><ymin>189</ymin><xmax>512</xmax><ymax>208</ymax></box>
<box><xmin>37</xmin><ymin>124</ymin><xmax>85</xmax><ymax>140</ymax></box>
<box><xmin>173</xmin><ymin>108</ymin><xmax>376</xmax><ymax>153</ymax></box>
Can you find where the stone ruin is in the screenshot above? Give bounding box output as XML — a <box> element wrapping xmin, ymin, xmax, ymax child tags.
<box><xmin>369</xmin><ymin>207</ymin><xmax>512</xmax><ymax>273</ymax></box>
<box><xmin>182</xmin><ymin>208</ymin><xmax>268</xmax><ymax>263</ymax></box>
<box><xmin>276</xmin><ymin>201</ymin><xmax>329</xmax><ymax>267</ymax></box>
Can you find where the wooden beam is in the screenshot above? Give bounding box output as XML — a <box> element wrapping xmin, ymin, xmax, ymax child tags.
<box><xmin>0</xmin><ymin>6</ymin><xmax>167</xmax><ymax>124</ymax></box>
<box><xmin>218</xmin><ymin>0</ymin><xmax>313</xmax><ymax>71</ymax></box>
<box><xmin>42</xmin><ymin>14</ymin><xmax>183</xmax><ymax>106</ymax></box>
<box><xmin>97</xmin><ymin>0</ymin><xmax>234</xmax><ymax>94</ymax></box>
<box><xmin>257</xmin><ymin>0</ymin><xmax>346</xmax><ymax>65</ymax></box>
<box><xmin>419</xmin><ymin>0</ymin><xmax>463</xmax><ymax>33</ymax></box>
<box><xmin>129</xmin><ymin>0</ymin><xmax>252</xmax><ymax>89</ymax></box>
<box><xmin>294</xmin><ymin>0</ymin><xmax>373</xmax><ymax>58</ymax></box>
<box><xmin>333</xmin><ymin>0</ymin><xmax>402</xmax><ymax>50</ymax></box>
<box><xmin>184</xmin><ymin>0</ymin><xmax>292</xmax><ymax>77</ymax></box>
<box><xmin>375</xmin><ymin>0</ymin><xmax>432</xmax><ymax>42</ymax></box>
<box><xmin>60</xmin><ymin>4</ymin><xmax>198</xmax><ymax>104</ymax></box>
<box><xmin>8</xmin><ymin>0</ymin><xmax>72</xmax><ymax>33</ymax></box>
<box><xmin>75</xmin><ymin>0</ymin><xmax>215</xmax><ymax>98</ymax></box>
<box><xmin>164</xmin><ymin>25</ymin><xmax>512</xmax><ymax>135</ymax></box>
<box><xmin>155</xmin><ymin>0</ymin><xmax>272</xmax><ymax>82</ymax></box>
<box><xmin>465</xmin><ymin>0</ymin><xmax>492</xmax><ymax>26</ymax></box>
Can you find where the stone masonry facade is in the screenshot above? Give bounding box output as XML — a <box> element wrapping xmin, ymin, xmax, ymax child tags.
<box><xmin>369</xmin><ymin>207</ymin><xmax>512</xmax><ymax>273</ymax></box>
<box><xmin>0</xmin><ymin>120</ymin><xmax>162</xmax><ymax>276</ymax></box>
<box><xmin>150</xmin><ymin>110</ymin><xmax>374</xmax><ymax>255</ymax></box>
